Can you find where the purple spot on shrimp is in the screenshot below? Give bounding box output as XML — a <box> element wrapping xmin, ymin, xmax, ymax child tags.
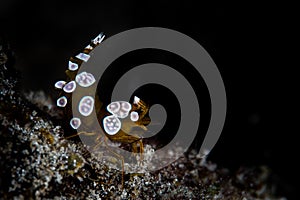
<box><xmin>57</xmin><ymin>96</ymin><xmax>67</xmax><ymax>107</ymax></box>
<box><xmin>63</xmin><ymin>81</ymin><xmax>76</xmax><ymax>93</ymax></box>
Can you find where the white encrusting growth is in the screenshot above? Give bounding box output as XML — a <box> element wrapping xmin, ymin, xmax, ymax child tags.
<box><xmin>92</xmin><ymin>33</ymin><xmax>105</xmax><ymax>45</ymax></box>
<box><xmin>63</xmin><ymin>81</ymin><xmax>76</xmax><ymax>93</ymax></box>
<box><xmin>103</xmin><ymin>115</ymin><xmax>121</xmax><ymax>135</ymax></box>
<box><xmin>75</xmin><ymin>53</ymin><xmax>90</xmax><ymax>62</ymax></box>
<box><xmin>107</xmin><ymin>101</ymin><xmax>132</xmax><ymax>118</ymax></box>
<box><xmin>78</xmin><ymin>96</ymin><xmax>94</xmax><ymax>117</ymax></box>
<box><xmin>68</xmin><ymin>61</ymin><xmax>79</xmax><ymax>71</ymax></box>
<box><xmin>54</xmin><ymin>80</ymin><xmax>66</xmax><ymax>89</ymax></box>
<box><xmin>70</xmin><ymin>117</ymin><xmax>81</xmax><ymax>129</ymax></box>
<box><xmin>130</xmin><ymin>111</ymin><xmax>139</xmax><ymax>122</ymax></box>
<box><xmin>56</xmin><ymin>96</ymin><xmax>67</xmax><ymax>107</ymax></box>
<box><xmin>75</xmin><ymin>71</ymin><xmax>96</xmax><ymax>87</ymax></box>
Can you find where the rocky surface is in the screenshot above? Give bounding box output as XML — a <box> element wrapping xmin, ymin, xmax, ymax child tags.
<box><xmin>0</xmin><ymin>43</ymin><xmax>286</xmax><ymax>200</ymax></box>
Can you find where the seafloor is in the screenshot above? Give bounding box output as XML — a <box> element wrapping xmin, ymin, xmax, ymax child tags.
<box><xmin>0</xmin><ymin>44</ymin><xmax>286</xmax><ymax>199</ymax></box>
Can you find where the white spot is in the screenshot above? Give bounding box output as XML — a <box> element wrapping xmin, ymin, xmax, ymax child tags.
<box><xmin>78</xmin><ymin>96</ymin><xmax>94</xmax><ymax>117</ymax></box>
<box><xmin>63</xmin><ymin>81</ymin><xmax>76</xmax><ymax>93</ymax></box>
<box><xmin>68</xmin><ymin>61</ymin><xmax>79</xmax><ymax>71</ymax></box>
<box><xmin>54</xmin><ymin>80</ymin><xmax>66</xmax><ymax>89</ymax></box>
<box><xmin>57</xmin><ymin>96</ymin><xmax>67</xmax><ymax>107</ymax></box>
<box><xmin>103</xmin><ymin>115</ymin><xmax>121</xmax><ymax>135</ymax></box>
<box><xmin>133</xmin><ymin>96</ymin><xmax>140</xmax><ymax>105</ymax></box>
<box><xmin>75</xmin><ymin>71</ymin><xmax>96</xmax><ymax>87</ymax></box>
<box><xmin>70</xmin><ymin>117</ymin><xmax>81</xmax><ymax>129</ymax></box>
<box><xmin>107</xmin><ymin>101</ymin><xmax>132</xmax><ymax>118</ymax></box>
<box><xmin>107</xmin><ymin>102</ymin><xmax>120</xmax><ymax>114</ymax></box>
<box><xmin>121</xmin><ymin>102</ymin><xmax>131</xmax><ymax>111</ymax></box>
<box><xmin>130</xmin><ymin>111</ymin><xmax>139</xmax><ymax>122</ymax></box>
<box><xmin>92</xmin><ymin>33</ymin><xmax>105</xmax><ymax>45</ymax></box>
<box><xmin>85</xmin><ymin>44</ymin><xmax>93</xmax><ymax>50</ymax></box>
<box><xmin>76</xmin><ymin>53</ymin><xmax>90</xmax><ymax>62</ymax></box>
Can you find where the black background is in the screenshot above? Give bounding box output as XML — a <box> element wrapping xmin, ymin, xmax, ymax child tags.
<box><xmin>0</xmin><ymin>1</ymin><xmax>298</xmax><ymax>199</ymax></box>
